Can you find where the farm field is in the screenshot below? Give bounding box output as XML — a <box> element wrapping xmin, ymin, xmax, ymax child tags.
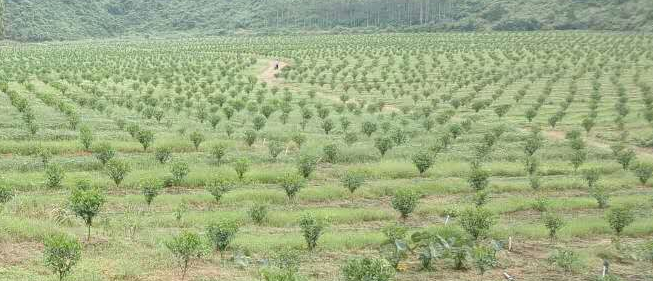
<box><xmin>1</xmin><ymin>32</ymin><xmax>653</xmax><ymax>281</ymax></box>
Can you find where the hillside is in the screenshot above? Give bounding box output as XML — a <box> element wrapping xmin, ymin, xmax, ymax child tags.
<box><xmin>2</xmin><ymin>0</ymin><xmax>653</xmax><ymax>41</ymax></box>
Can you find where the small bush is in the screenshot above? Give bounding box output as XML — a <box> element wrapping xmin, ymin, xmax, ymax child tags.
<box><xmin>391</xmin><ymin>189</ymin><xmax>420</xmax><ymax>219</ymax></box>
<box><xmin>342</xmin><ymin>257</ymin><xmax>394</xmax><ymax>281</ymax></box>
<box><xmin>459</xmin><ymin>207</ymin><xmax>495</xmax><ymax>240</ymax></box>
<box><xmin>0</xmin><ymin>184</ymin><xmax>14</xmax><ymax>204</ymax></box>
<box><xmin>189</xmin><ymin>131</ymin><xmax>205</xmax><ymax>151</ymax></box>
<box><xmin>171</xmin><ymin>161</ymin><xmax>190</xmax><ymax>185</ymax></box>
<box><xmin>207</xmin><ymin>179</ymin><xmax>234</xmax><ymax>203</ymax></box>
<box><xmin>136</xmin><ymin>129</ymin><xmax>155</xmax><ymax>151</ymax></box>
<box><xmin>631</xmin><ymin>161</ymin><xmax>653</xmax><ymax>185</ymax></box>
<box><xmin>548</xmin><ymin>249</ymin><xmax>583</xmax><ymax>273</ymax></box>
<box><xmin>606</xmin><ymin>206</ymin><xmax>635</xmax><ymax>235</ymax></box>
<box><xmin>244</xmin><ymin>130</ymin><xmax>257</xmax><ymax>147</ymax></box>
<box><xmin>280</xmin><ymin>173</ymin><xmax>306</xmax><ymax>200</ymax></box>
<box><xmin>412</xmin><ymin>150</ymin><xmax>434</xmax><ymax>175</ymax></box>
<box><xmin>141</xmin><ymin>178</ymin><xmax>163</xmax><ymax>206</ymax></box>
<box><xmin>106</xmin><ymin>159</ymin><xmax>130</xmax><ymax>187</ymax></box>
<box><xmin>166</xmin><ymin>231</ymin><xmax>205</xmax><ymax>280</ymax></box>
<box><xmin>467</xmin><ymin>164</ymin><xmax>490</xmax><ymax>191</ymax></box>
<box><xmin>268</xmin><ymin>140</ymin><xmax>285</xmax><ymax>161</ymax></box>
<box><xmin>543</xmin><ymin>213</ymin><xmax>565</xmax><ymax>240</ymax></box>
<box><xmin>341</xmin><ymin>171</ymin><xmax>365</xmax><ymax>194</ymax></box>
<box><xmin>69</xmin><ymin>181</ymin><xmax>106</xmax><ymax>240</ymax></box>
<box><xmin>154</xmin><ymin>146</ymin><xmax>173</xmax><ymax>164</ymax></box>
<box><xmin>43</xmin><ymin>234</ymin><xmax>82</xmax><ymax>281</ymax></box>
<box><xmin>248</xmin><ymin>203</ymin><xmax>268</xmax><ymax>225</ymax></box>
<box><xmin>299</xmin><ymin>213</ymin><xmax>327</xmax><ymax>251</ymax></box>
<box><xmin>582</xmin><ymin>168</ymin><xmax>601</xmax><ymax>189</ymax></box>
<box><xmin>206</xmin><ymin>219</ymin><xmax>239</xmax><ymax>258</ymax></box>
<box><xmin>45</xmin><ymin>164</ymin><xmax>65</xmax><ymax>189</ymax></box>
<box><xmin>381</xmin><ymin>223</ymin><xmax>408</xmax><ymax>243</ymax></box>
<box><xmin>374</xmin><ymin>137</ymin><xmax>394</xmax><ymax>157</ymax></box>
<box><xmin>322</xmin><ymin>144</ymin><xmax>339</xmax><ymax>164</ymax></box>
<box><xmin>234</xmin><ymin>158</ymin><xmax>250</xmax><ymax>180</ymax></box>
<box><xmin>210</xmin><ymin>143</ymin><xmax>227</xmax><ymax>164</ymax></box>
<box><xmin>79</xmin><ymin>125</ymin><xmax>93</xmax><ymax>151</ymax></box>
<box><xmin>93</xmin><ymin>141</ymin><xmax>115</xmax><ymax>165</ymax></box>
<box><xmin>297</xmin><ymin>154</ymin><xmax>319</xmax><ymax>178</ymax></box>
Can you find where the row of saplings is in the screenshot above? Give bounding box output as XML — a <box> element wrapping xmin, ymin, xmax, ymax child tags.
<box><xmin>2</xmin><ymin>169</ymin><xmax>647</xmax><ymax>281</ymax></box>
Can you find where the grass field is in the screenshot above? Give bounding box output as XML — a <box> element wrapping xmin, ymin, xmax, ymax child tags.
<box><xmin>1</xmin><ymin>32</ymin><xmax>653</xmax><ymax>281</ymax></box>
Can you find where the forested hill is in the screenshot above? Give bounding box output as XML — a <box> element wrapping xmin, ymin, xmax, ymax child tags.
<box><xmin>2</xmin><ymin>0</ymin><xmax>653</xmax><ymax>41</ymax></box>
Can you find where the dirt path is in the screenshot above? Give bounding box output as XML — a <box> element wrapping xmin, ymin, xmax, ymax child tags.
<box><xmin>257</xmin><ymin>59</ymin><xmax>399</xmax><ymax>112</ymax></box>
<box><xmin>258</xmin><ymin>60</ymin><xmax>288</xmax><ymax>86</ymax></box>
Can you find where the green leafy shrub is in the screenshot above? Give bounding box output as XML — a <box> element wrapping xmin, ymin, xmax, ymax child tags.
<box><xmin>189</xmin><ymin>131</ymin><xmax>205</xmax><ymax>151</ymax></box>
<box><xmin>606</xmin><ymin>206</ymin><xmax>635</xmax><ymax>236</ymax></box>
<box><xmin>548</xmin><ymin>249</ymin><xmax>583</xmax><ymax>273</ymax></box>
<box><xmin>206</xmin><ymin>219</ymin><xmax>239</xmax><ymax>258</ymax></box>
<box><xmin>106</xmin><ymin>159</ymin><xmax>130</xmax><ymax>187</ymax></box>
<box><xmin>234</xmin><ymin>158</ymin><xmax>250</xmax><ymax>180</ymax></box>
<box><xmin>543</xmin><ymin>213</ymin><xmax>565</xmax><ymax>240</ymax></box>
<box><xmin>79</xmin><ymin>125</ymin><xmax>93</xmax><ymax>151</ymax></box>
<box><xmin>467</xmin><ymin>164</ymin><xmax>490</xmax><ymax>191</ymax></box>
<box><xmin>459</xmin><ymin>207</ymin><xmax>495</xmax><ymax>240</ymax></box>
<box><xmin>412</xmin><ymin>150</ymin><xmax>434</xmax><ymax>175</ymax></box>
<box><xmin>260</xmin><ymin>249</ymin><xmax>305</xmax><ymax>281</ymax></box>
<box><xmin>207</xmin><ymin>179</ymin><xmax>233</xmax><ymax>203</ymax></box>
<box><xmin>69</xmin><ymin>181</ymin><xmax>106</xmax><ymax>240</ymax></box>
<box><xmin>244</xmin><ymin>129</ymin><xmax>257</xmax><ymax>147</ymax></box>
<box><xmin>166</xmin><ymin>231</ymin><xmax>205</xmax><ymax>281</ymax></box>
<box><xmin>171</xmin><ymin>161</ymin><xmax>190</xmax><ymax>185</ymax></box>
<box><xmin>374</xmin><ymin>136</ymin><xmax>394</xmax><ymax>157</ymax></box>
<box><xmin>297</xmin><ymin>154</ymin><xmax>318</xmax><ymax>178</ymax></box>
<box><xmin>0</xmin><ymin>184</ymin><xmax>14</xmax><ymax>204</ymax></box>
<box><xmin>342</xmin><ymin>257</ymin><xmax>394</xmax><ymax>281</ymax></box>
<box><xmin>391</xmin><ymin>189</ymin><xmax>420</xmax><ymax>219</ymax></box>
<box><xmin>136</xmin><ymin>129</ymin><xmax>155</xmax><ymax>151</ymax></box>
<box><xmin>45</xmin><ymin>163</ymin><xmax>65</xmax><ymax>189</ymax></box>
<box><xmin>43</xmin><ymin>234</ymin><xmax>82</xmax><ymax>281</ymax></box>
<box><xmin>322</xmin><ymin>143</ymin><xmax>339</xmax><ymax>164</ymax></box>
<box><xmin>268</xmin><ymin>140</ymin><xmax>285</xmax><ymax>161</ymax></box>
<box><xmin>299</xmin><ymin>213</ymin><xmax>327</xmax><ymax>251</ymax></box>
<box><xmin>93</xmin><ymin>141</ymin><xmax>115</xmax><ymax>165</ymax></box>
<box><xmin>154</xmin><ymin>146</ymin><xmax>173</xmax><ymax>164</ymax></box>
<box><xmin>341</xmin><ymin>171</ymin><xmax>365</xmax><ymax>195</ymax></box>
<box><xmin>141</xmin><ymin>178</ymin><xmax>163</xmax><ymax>206</ymax></box>
<box><xmin>280</xmin><ymin>173</ymin><xmax>306</xmax><ymax>200</ymax></box>
<box><xmin>248</xmin><ymin>203</ymin><xmax>268</xmax><ymax>225</ymax></box>
<box><xmin>210</xmin><ymin>143</ymin><xmax>227</xmax><ymax>165</ymax></box>
<box><xmin>631</xmin><ymin>161</ymin><xmax>653</xmax><ymax>185</ymax></box>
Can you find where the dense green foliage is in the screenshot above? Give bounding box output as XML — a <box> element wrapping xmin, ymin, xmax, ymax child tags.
<box><xmin>4</xmin><ymin>0</ymin><xmax>653</xmax><ymax>41</ymax></box>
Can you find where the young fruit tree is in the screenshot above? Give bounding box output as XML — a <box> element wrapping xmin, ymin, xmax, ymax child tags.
<box><xmin>69</xmin><ymin>180</ymin><xmax>106</xmax><ymax>241</ymax></box>
<box><xmin>207</xmin><ymin>179</ymin><xmax>233</xmax><ymax>203</ymax></box>
<box><xmin>391</xmin><ymin>189</ymin><xmax>420</xmax><ymax>220</ymax></box>
<box><xmin>206</xmin><ymin>219</ymin><xmax>239</xmax><ymax>259</ymax></box>
<box><xmin>141</xmin><ymin>178</ymin><xmax>163</xmax><ymax>207</ymax></box>
<box><xmin>412</xmin><ymin>150</ymin><xmax>434</xmax><ymax>176</ymax></box>
<box><xmin>166</xmin><ymin>231</ymin><xmax>205</xmax><ymax>281</ymax></box>
<box><xmin>459</xmin><ymin>207</ymin><xmax>496</xmax><ymax>241</ymax></box>
<box><xmin>299</xmin><ymin>213</ymin><xmax>327</xmax><ymax>251</ymax></box>
<box><xmin>280</xmin><ymin>172</ymin><xmax>306</xmax><ymax>200</ymax></box>
<box><xmin>105</xmin><ymin>159</ymin><xmax>130</xmax><ymax>187</ymax></box>
<box><xmin>93</xmin><ymin>141</ymin><xmax>116</xmax><ymax>165</ymax></box>
<box><xmin>341</xmin><ymin>171</ymin><xmax>365</xmax><ymax>195</ymax></box>
<box><xmin>43</xmin><ymin>234</ymin><xmax>82</xmax><ymax>281</ymax></box>
<box><xmin>189</xmin><ymin>131</ymin><xmax>205</xmax><ymax>151</ymax></box>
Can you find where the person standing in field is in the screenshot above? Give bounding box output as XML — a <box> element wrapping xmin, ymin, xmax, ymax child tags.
<box><xmin>274</xmin><ymin>59</ymin><xmax>279</xmax><ymax>70</ymax></box>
